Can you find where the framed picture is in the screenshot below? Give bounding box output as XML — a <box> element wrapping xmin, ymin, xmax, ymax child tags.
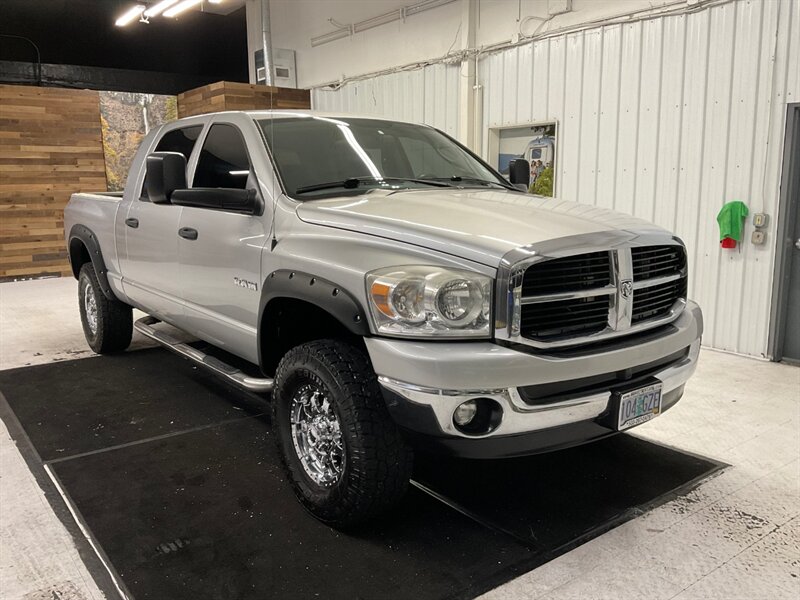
<box><xmin>486</xmin><ymin>122</ymin><xmax>557</xmax><ymax>197</ymax></box>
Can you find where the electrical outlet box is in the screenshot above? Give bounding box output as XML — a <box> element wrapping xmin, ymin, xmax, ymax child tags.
<box><xmin>548</xmin><ymin>0</ymin><xmax>572</xmax><ymax>16</ymax></box>
<box><xmin>753</xmin><ymin>213</ymin><xmax>768</xmax><ymax>228</ymax></box>
<box><xmin>751</xmin><ymin>230</ymin><xmax>766</xmax><ymax>245</ymax></box>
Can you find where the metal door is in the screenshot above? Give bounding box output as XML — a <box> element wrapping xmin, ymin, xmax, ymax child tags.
<box><xmin>120</xmin><ymin>124</ymin><xmax>205</xmax><ymax>326</ymax></box>
<box><xmin>770</xmin><ymin>106</ymin><xmax>800</xmax><ymax>363</ymax></box>
<box><xmin>178</xmin><ymin>121</ymin><xmax>270</xmax><ymax>365</ymax></box>
<box><xmin>122</xmin><ymin>199</ymin><xmax>184</xmax><ymax>324</ymax></box>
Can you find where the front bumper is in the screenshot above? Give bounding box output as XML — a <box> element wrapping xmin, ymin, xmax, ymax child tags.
<box><xmin>366</xmin><ymin>301</ymin><xmax>702</xmax><ymax>458</ymax></box>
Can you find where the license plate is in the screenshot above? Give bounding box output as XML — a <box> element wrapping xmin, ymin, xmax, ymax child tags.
<box><xmin>617</xmin><ymin>382</ymin><xmax>663</xmax><ymax>431</ymax></box>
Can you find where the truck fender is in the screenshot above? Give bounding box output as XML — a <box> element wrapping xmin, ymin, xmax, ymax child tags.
<box><xmin>68</xmin><ymin>224</ymin><xmax>115</xmax><ymax>300</ymax></box>
<box><xmin>257</xmin><ymin>270</ymin><xmax>371</xmax><ymax>365</ymax></box>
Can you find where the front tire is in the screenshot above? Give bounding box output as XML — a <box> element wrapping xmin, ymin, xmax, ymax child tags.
<box><xmin>78</xmin><ymin>263</ymin><xmax>133</xmax><ymax>354</ymax></box>
<box><xmin>273</xmin><ymin>340</ymin><xmax>413</xmax><ymax>527</ymax></box>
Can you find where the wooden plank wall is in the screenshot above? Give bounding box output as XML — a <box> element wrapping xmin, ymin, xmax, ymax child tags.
<box><xmin>0</xmin><ymin>85</ymin><xmax>106</xmax><ymax>280</ymax></box>
<box><xmin>177</xmin><ymin>81</ymin><xmax>310</xmax><ymax>117</ymax></box>
<box><xmin>0</xmin><ymin>81</ymin><xmax>307</xmax><ymax>281</ymax></box>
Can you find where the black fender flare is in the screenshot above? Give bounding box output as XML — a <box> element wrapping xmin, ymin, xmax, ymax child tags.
<box><xmin>68</xmin><ymin>224</ymin><xmax>115</xmax><ymax>300</ymax></box>
<box><xmin>257</xmin><ymin>270</ymin><xmax>371</xmax><ymax>367</ymax></box>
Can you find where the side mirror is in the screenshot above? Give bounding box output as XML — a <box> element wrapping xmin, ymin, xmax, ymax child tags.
<box><xmin>146</xmin><ymin>152</ymin><xmax>187</xmax><ymax>204</ymax></box>
<box><xmin>508</xmin><ymin>158</ymin><xmax>531</xmax><ymax>190</ymax></box>
<box><xmin>170</xmin><ymin>188</ymin><xmax>262</xmax><ymax>215</ymax></box>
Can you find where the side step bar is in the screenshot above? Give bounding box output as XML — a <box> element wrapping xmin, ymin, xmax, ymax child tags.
<box><xmin>133</xmin><ymin>316</ymin><xmax>274</xmax><ymax>393</ymax></box>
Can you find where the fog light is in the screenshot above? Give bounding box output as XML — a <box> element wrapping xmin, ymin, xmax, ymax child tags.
<box><xmin>453</xmin><ymin>400</ymin><xmax>478</xmax><ymax>426</ymax></box>
<box><xmin>452</xmin><ymin>398</ymin><xmax>503</xmax><ymax>435</ymax></box>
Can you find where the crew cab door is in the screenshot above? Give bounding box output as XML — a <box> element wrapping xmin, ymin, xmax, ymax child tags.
<box><xmin>177</xmin><ymin>122</ymin><xmax>270</xmax><ymax>364</ymax></box>
<box><xmin>122</xmin><ymin>125</ymin><xmax>204</xmax><ymax>324</ymax></box>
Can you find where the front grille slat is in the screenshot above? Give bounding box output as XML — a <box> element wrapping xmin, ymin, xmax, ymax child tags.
<box><xmin>522</xmin><ymin>312</ymin><xmax>611</xmax><ymax>326</ymax></box>
<box><xmin>634</xmin><ymin>286</ymin><xmax>683</xmax><ymax>303</ymax></box>
<box><xmin>518</xmin><ymin>244</ymin><xmax>688</xmax><ymax>345</ymax></box>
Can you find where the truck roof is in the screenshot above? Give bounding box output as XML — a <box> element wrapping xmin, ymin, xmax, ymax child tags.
<box><xmin>184</xmin><ymin>109</ymin><xmax>418</xmax><ymax>124</ymax></box>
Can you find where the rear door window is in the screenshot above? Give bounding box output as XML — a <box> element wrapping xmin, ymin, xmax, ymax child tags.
<box><xmin>140</xmin><ymin>125</ymin><xmax>203</xmax><ymax>200</ymax></box>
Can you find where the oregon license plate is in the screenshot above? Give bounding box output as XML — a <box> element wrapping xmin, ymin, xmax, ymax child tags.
<box><xmin>617</xmin><ymin>382</ymin><xmax>663</xmax><ymax>431</ymax></box>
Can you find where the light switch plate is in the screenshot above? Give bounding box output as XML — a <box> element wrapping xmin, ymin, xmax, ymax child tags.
<box><xmin>753</xmin><ymin>213</ymin><xmax>768</xmax><ymax>228</ymax></box>
<box><xmin>751</xmin><ymin>230</ymin><xmax>766</xmax><ymax>245</ymax></box>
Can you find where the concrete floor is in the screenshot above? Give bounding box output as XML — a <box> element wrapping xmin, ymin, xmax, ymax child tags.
<box><xmin>0</xmin><ymin>277</ymin><xmax>798</xmax><ymax>600</ymax></box>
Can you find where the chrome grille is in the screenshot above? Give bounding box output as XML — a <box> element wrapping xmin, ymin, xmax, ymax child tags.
<box><xmin>508</xmin><ymin>242</ymin><xmax>688</xmax><ymax>348</ymax></box>
<box><xmin>631</xmin><ymin>245</ymin><xmax>686</xmax><ymax>281</ymax></box>
<box><xmin>521</xmin><ymin>295</ymin><xmax>610</xmax><ymax>340</ymax></box>
<box><xmin>521</xmin><ymin>251</ymin><xmax>611</xmax><ymax>295</ymax></box>
<box><xmin>632</xmin><ymin>277</ymin><xmax>688</xmax><ymax>323</ymax></box>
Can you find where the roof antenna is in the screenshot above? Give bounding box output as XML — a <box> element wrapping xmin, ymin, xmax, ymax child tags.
<box><xmin>260</xmin><ymin>0</ymin><xmax>279</xmax><ymax>252</ymax></box>
<box><xmin>267</xmin><ymin>100</ymin><xmax>278</xmax><ymax>252</ymax></box>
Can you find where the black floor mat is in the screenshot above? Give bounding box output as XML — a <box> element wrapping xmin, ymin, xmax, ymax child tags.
<box><xmin>0</xmin><ymin>350</ymin><xmax>723</xmax><ymax>600</ymax></box>
<box><xmin>1</xmin><ymin>349</ymin><xmax>264</xmax><ymax>461</ymax></box>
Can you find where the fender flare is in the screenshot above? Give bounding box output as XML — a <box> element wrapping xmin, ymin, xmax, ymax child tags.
<box><xmin>257</xmin><ymin>270</ymin><xmax>371</xmax><ymax>366</ymax></box>
<box><xmin>68</xmin><ymin>224</ymin><xmax>115</xmax><ymax>300</ymax></box>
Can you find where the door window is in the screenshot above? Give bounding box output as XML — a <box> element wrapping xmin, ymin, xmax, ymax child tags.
<box><xmin>156</xmin><ymin>125</ymin><xmax>203</xmax><ymax>157</ymax></box>
<box><xmin>193</xmin><ymin>124</ymin><xmax>251</xmax><ymax>189</ymax></box>
<box><xmin>140</xmin><ymin>125</ymin><xmax>203</xmax><ymax>199</ymax></box>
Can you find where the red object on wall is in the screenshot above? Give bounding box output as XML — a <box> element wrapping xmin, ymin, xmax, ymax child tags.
<box><xmin>721</xmin><ymin>237</ymin><xmax>737</xmax><ymax>249</ymax></box>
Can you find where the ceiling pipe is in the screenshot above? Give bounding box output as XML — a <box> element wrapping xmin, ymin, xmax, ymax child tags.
<box><xmin>310</xmin><ymin>0</ymin><xmax>458</xmax><ymax>48</ymax></box>
<box><xmin>0</xmin><ymin>34</ymin><xmax>42</xmax><ymax>86</ymax></box>
<box><xmin>260</xmin><ymin>0</ymin><xmax>274</xmax><ymax>87</ymax></box>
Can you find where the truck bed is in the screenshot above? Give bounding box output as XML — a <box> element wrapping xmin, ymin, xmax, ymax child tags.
<box><xmin>64</xmin><ymin>191</ymin><xmax>126</xmax><ymax>281</ymax></box>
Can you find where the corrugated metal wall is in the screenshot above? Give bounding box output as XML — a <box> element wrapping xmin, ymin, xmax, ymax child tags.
<box><xmin>480</xmin><ymin>0</ymin><xmax>799</xmax><ymax>357</ymax></box>
<box><xmin>311</xmin><ymin>62</ymin><xmax>461</xmax><ymax>136</ymax></box>
<box><xmin>311</xmin><ymin>0</ymin><xmax>799</xmax><ymax>357</ymax></box>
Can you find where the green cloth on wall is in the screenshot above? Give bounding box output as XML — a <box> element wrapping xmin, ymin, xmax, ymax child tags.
<box><xmin>716</xmin><ymin>201</ymin><xmax>749</xmax><ymax>241</ymax></box>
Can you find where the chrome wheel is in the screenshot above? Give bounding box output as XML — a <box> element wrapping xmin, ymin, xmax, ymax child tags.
<box><xmin>84</xmin><ymin>282</ymin><xmax>98</xmax><ymax>334</ymax></box>
<box><xmin>289</xmin><ymin>382</ymin><xmax>345</xmax><ymax>487</ymax></box>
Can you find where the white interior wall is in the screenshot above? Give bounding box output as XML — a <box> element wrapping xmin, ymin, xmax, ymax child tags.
<box><xmin>296</xmin><ymin>0</ymin><xmax>800</xmax><ymax>359</ymax></box>
<box><xmin>312</xmin><ymin>62</ymin><xmax>461</xmax><ymax>135</ymax></box>
<box><xmin>248</xmin><ymin>0</ymin><xmax>686</xmax><ymax>88</ymax></box>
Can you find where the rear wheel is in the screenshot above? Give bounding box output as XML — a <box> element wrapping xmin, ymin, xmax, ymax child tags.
<box><xmin>273</xmin><ymin>339</ymin><xmax>413</xmax><ymax>527</ymax></box>
<box><xmin>78</xmin><ymin>263</ymin><xmax>133</xmax><ymax>354</ymax></box>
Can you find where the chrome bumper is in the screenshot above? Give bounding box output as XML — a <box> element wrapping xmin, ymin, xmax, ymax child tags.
<box><xmin>369</xmin><ymin>301</ymin><xmax>702</xmax><ymax>440</ymax></box>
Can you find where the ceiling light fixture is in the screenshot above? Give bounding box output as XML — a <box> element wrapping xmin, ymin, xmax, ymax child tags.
<box><xmin>143</xmin><ymin>0</ymin><xmax>180</xmax><ymax>18</ymax></box>
<box><xmin>163</xmin><ymin>0</ymin><xmax>203</xmax><ymax>17</ymax></box>
<box><xmin>115</xmin><ymin>4</ymin><xmax>146</xmax><ymax>27</ymax></box>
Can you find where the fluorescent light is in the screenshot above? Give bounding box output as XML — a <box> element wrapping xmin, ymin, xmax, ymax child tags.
<box><xmin>144</xmin><ymin>0</ymin><xmax>180</xmax><ymax>17</ymax></box>
<box><xmin>115</xmin><ymin>4</ymin><xmax>145</xmax><ymax>26</ymax></box>
<box><xmin>163</xmin><ymin>0</ymin><xmax>203</xmax><ymax>17</ymax></box>
<box><xmin>209</xmin><ymin>0</ymin><xmax>223</xmax><ymax>4</ymax></box>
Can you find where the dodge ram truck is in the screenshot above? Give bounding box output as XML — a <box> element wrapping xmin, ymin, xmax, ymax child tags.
<box><xmin>64</xmin><ymin>111</ymin><xmax>702</xmax><ymax>526</ymax></box>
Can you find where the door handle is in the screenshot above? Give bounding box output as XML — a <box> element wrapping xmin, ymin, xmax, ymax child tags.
<box><xmin>795</xmin><ymin>238</ymin><xmax>800</xmax><ymax>250</ymax></box>
<box><xmin>178</xmin><ymin>227</ymin><xmax>198</xmax><ymax>240</ymax></box>
<box><xmin>125</xmin><ymin>218</ymin><xmax>139</xmax><ymax>229</ymax></box>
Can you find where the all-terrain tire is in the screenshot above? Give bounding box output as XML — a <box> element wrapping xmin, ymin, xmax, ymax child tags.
<box><xmin>273</xmin><ymin>339</ymin><xmax>413</xmax><ymax>527</ymax></box>
<box><xmin>78</xmin><ymin>263</ymin><xmax>133</xmax><ymax>354</ymax></box>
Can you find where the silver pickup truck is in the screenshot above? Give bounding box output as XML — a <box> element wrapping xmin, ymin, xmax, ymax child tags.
<box><xmin>64</xmin><ymin>111</ymin><xmax>702</xmax><ymax>526</ymax></box>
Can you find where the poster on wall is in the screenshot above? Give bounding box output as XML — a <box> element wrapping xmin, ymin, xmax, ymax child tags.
<box><xmin>495</xmin><ymin>123</ymin><xmax>556</xmax><ymax>197</ymax></box>
<box><xmin>99</xmin><ymin>92</ymin><xmax>178</xmax><ymax>191</ymax></box>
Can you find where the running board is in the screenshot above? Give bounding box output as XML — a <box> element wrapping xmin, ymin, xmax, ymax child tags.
<box><xmin>133</xmin><ymin>316</ymin><xmax>274</xmax><ymax>393</ymax></box>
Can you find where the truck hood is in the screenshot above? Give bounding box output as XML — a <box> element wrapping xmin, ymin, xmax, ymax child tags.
<box><xmin>296</xmin><ymin>189</ymin><xmax>663</xmax><ymax>267</ymax></box>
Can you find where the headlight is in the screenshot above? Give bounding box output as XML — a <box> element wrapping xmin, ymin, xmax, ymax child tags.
<box><xmin>366</xmin><ymin>266</ymin><xmax>492</xmax><ymax>338</ymax></box>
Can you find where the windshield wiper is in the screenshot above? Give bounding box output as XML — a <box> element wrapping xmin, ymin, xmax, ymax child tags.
<box><xmin>295</xmin><ymin>176</ymin><xmax>452</xmax><ymax>195</ymax></box>
<box><xmin>421</xmin><ymin>175</ymin><xmax>513</xmax><ymax>189</ymax></box>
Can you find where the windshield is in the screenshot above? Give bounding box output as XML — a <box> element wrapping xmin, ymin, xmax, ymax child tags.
<box><xmin>257</xmin><ymin>116</ymin><xmax>510</xmax><ymax>198</ymax></box>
